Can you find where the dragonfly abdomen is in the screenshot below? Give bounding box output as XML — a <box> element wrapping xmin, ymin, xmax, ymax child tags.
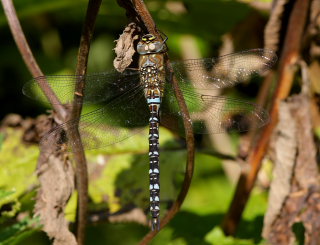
<box><xmin>145</xmin><ymin>77</ymin><xmax>162</xmax><ymax>231</ymax></box>
<box><xmin>148</xmin><ymin>109</ymin><xmax>160</xmax><ymax>231</ymax></box>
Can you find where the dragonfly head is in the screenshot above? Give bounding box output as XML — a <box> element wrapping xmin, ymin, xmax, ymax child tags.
<box><xmin>137</xmin><ymin>34</ymin><xmax>167</xmax><ymax>55</ymax></box>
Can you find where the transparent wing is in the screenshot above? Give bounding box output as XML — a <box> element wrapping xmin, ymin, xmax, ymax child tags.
<box><xmin>169</xmin><ymin>49</ymin><xmax>277</xmax><ymax>89</ymax></box>
<box><xmin>160</xmin><ymin>83</ymin><xmax>269</xmax><ymax>135</ymax></box>
<box><xmin>23</xmin><ymin>69</ymin><xmax>141</xmax><ymax>105</ymax></box>
<box><xmin>40</xmin><ymin>85</ymin><xmax>149</xmax><ymax>152</ymax></box>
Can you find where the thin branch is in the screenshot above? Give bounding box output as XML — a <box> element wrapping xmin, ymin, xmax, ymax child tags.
<box><xmin>117</xmin><ymin>0</ymin><xmax>161</xmax><ymax>39</ymax></box>
<box><xmin>221</xmin><ymin>0</ymin><xmax>311</xmax><ymax>235</ymax></box>
<box><xmin>131</xmin><ymin>0</ymin><xmax>158</xmax><ymax>36</ymax></box>
<box><xmin>199</xmin><ymin>149</ymin><xmax>238</xmax><ymax>161</ymax></box>
<box><xmin>68</xmin><ymin>0</ymin><xmax>102</xmax><ymax>244</ymax></box>
<box><xmin>1</xmin><ymin>0</ymin><xmax>67</xmax><ymax>119</ymax></box>
<box><xmin>2</xmin><ymin>0</ymin><xmax>101</xmax><ymax>243</ymax></box>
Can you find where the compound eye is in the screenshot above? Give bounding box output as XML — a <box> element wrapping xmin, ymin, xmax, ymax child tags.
<box><xmin>137</xmin><ymin>44</ymin><xmax>145</xmax><ymax>54</ymax></box>
<box><xmin>144</xmin><ymin>45</ymin><xmax>149</xmax><ymax>51</ymax></box>
<box><xmin>149</xmin><ymin>43</ymin><xmax>155</xmax><ymax>51</ymax></box>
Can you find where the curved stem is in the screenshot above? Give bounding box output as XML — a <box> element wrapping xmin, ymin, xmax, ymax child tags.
<box><xmin>221</xmin><ymin>0</ymin><xmax>311</xmax><ymax>235</ymax></box>
<box><xmin>70</xmin><ymin>0</ymin><xmax>102</xmax><ymax>244</ymax></box>
<box><xmin>1</xmin><ymin>0</ymin><xmax>67</xmax><ymax>119</ymax></box>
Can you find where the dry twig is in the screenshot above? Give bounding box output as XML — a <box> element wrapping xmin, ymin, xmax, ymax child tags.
<box><xmin>69</xmin><ymin>0</ymin><xmax>102</xmax><ymax>244</ymax></box>
<box><xmin>2</xmin><ymin>0</ymin><xmax>102</xmax><ymax>244</ymax></box>
<box><xmin>222</xmin><ymin>0</ymin><xmax>311</xmax><ymax>235</ymax></box>
<box><xmin>1</xmin><ymin>0</ymin><xmax>67</xmax><ymax>119</ymax></box>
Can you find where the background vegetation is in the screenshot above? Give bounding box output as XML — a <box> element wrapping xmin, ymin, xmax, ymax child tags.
<box><xmin>0</xmin><ymin>0</ymin><xmax>290</xmax><ymax>244</ymax></box>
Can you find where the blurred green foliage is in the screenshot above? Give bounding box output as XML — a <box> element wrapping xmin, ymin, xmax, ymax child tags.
<box><xmin>0</xmin><ymin>129</ymin><xmax>38</xmax><ymax>217</ymax></box>
<box><xmin>0</xmin><ymin>126</ymin><xmax>269</xmax><ymax>244</ymax></box>
<box><xmin>0</xmin><ymin>216</ymin><xmax>41</xmax><ymax>245</ymax></box>
<box><xmin>0</xmin><ymin>0</ymin><xmax>274</xmax><ymax>244</ymax></box>
<box><xmin>0</xmin><ymin>0</ymin><xmax>270</xmax><ymax>118</ymax></box>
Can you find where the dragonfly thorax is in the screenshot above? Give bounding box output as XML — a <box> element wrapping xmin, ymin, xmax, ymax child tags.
<box><xmin>140</xmin><ymin>64</ymin><xmax>163</xmax><ymax>106</ymax></box>
<box><xmin>139</xmin><ymin>39</ymin><xmax>166</xmax><ymax>105</ymax></box>
<box><xmin>137</xmin><ymin>34</ymin><xmax>167</xmax><ymax>104</ymax></box>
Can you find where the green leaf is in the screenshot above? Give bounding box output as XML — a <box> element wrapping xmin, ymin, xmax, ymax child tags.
<box><xmin>0</xmin><ymin>129</ymin><xmax>38</xmax><ymax>204</ymax></box>
<box><xmin>0</xmin><ymin>216</ymin><xmax>41</xmax><ymax>245</ymax></box>
<box><xmin>0</xmin><ymin>189</ymin><xmax>15</xmax><ymax>201</ymax></box>
<box><xmin>205</xmin><ymin>227</ymin><xmax>255</xmax><ymax>245</ymax></box>
<box><xmin>0</xmin><ymin>0</ymin><xmax>88</xmax><ymax>27</ymax></box>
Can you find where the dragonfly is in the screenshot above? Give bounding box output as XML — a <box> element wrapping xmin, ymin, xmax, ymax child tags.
<box><xmin>23</xmin><ymin>34</ymin><xmax>277</xmax><ymax>230</ymax></box>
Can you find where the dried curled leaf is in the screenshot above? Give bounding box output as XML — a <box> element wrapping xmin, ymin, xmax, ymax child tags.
<box><xmin>113</xmin><ymin>23</ymin><xmax>141</xmax><ymax>72</ymax></box>
<box><xmin>34</xmin><ymin>135</ymin><xmax>76</xmax><ymax>245</ymax></box>
<box><xmin>262</xmin><ymin>98</ymin><xmax>297</xmax><ymax>241</ymax></box>
<box><xmin>309</xmin><ymin>0</ymin><xmax>320</xmax><ymax>58</ymax></box>
<box><xmin>264</xmin><ymin>0</ymin><xmax>290</xmax><ymax>51</ymax></box>
<box><xmin>263</xmin><ymin>95</ymin><xmax>320</xmax><ymax>245</ymax></box>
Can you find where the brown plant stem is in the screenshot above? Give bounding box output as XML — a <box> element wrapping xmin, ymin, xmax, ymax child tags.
<box><xmin>117</xmin><ymin>0</ymin><xmax>161</xmax><ymax>39</ymax></box>
<box><xmin>222</xmin><ymin>0</ymin><xmax>311</xmax><ymax>235</ymax></box>
<box><xmin>131</xmin><ymin>0</ymin><xmax>158</xmax><ymax>37</ymax></box>
<box><xmin>70</xmin><ymin>0</ymin><xmax>102</xmax><ymax>244</ymax></box>
<box><xmin>1</xmin><ymin>0</ymin><xmax>67</xmax><ymax>120</ymax></box>
<box><xmin>2</xmin><ymin>0</ymin><xmax>101</xmax><ymax>243</ymax></box>
<box><xmin>163</xmin><ymin>71</ymin><xmax>195</xmax><ymax>227</ymax></box>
